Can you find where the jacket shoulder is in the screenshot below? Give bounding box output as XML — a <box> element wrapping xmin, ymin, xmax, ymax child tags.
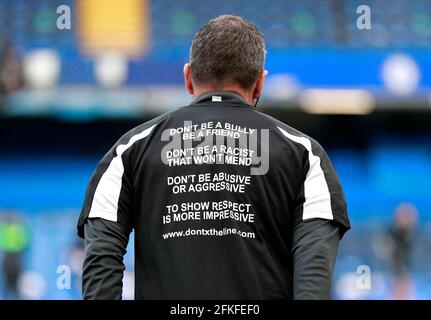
<box><xmin>252</xmin><ymin>109</ymin><xmax>321</xmax><ymax>148</ymax></box>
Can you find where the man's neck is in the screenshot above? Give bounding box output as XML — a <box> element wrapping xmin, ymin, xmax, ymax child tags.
<box><xmin>193</xmin><ymin>86</ymin><xmax>253</xmax><ymax>105</ymax></box>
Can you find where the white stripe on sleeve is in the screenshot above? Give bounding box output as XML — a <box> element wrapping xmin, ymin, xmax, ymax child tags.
<box><xmin>277</xmin><ymin>126</ymin><xmax>333</xmax><ymax>220</ymax></box>
<box><xmin>88</xmin><ymin>124</ymin><xmax>157</xmax><ymax>221</ymax></box>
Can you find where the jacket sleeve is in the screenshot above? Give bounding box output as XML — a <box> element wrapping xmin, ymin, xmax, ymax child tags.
<box><xmin>292</xmin><ymin>218</ymin><xmax>342</xmax><ymax>300</ymax></box>
<box><xmin>82</xmin><ymin>218</ymin><xmax>131</xmax><ymax>300</ymax></box>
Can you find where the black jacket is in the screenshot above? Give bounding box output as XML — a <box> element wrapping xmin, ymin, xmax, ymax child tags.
<box><xmin>78</xmin><ymin>92</ymin><xmax>350</xmax><ymax>299</ymax></box>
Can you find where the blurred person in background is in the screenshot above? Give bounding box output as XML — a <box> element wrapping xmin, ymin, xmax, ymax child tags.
<box><xmin>66</xmin><ymin>238</ymin><xmax>85</xmax><ymax>295</ymax></box>
<box><xmin>0</xmin><ymin>211</ymin><xmax>29</xmax><ymax>300</ymax></box>
<box><xmin>0</xmin><ymin>38</ymin><xmax>23</xmax><ymax>108</ymax></box>
<box><xmin>389</xmin><ymin>203</ymin><xmax>418</xmax><ymax>300</ymax></box>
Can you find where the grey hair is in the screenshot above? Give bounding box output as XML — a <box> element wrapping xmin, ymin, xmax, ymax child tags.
<box><xmin>190</xmin><ymin>15</ymin><xmax>266</xmax><ymax>89</ymax></box>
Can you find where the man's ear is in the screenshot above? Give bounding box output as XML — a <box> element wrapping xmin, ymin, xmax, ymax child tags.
<box><xmin>183</xmin><ymin>63</ymin><xmax>194</xmax><ymax>95</ymax></box>
<box><xmin>253</xmin><ymin>70</ymin><xmax>268</xmax><ymax>99</ymax></box>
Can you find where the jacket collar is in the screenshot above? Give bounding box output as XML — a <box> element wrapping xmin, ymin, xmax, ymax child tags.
<box><xmin>190</xmin><ymin>91</ymin><xmax>252</xmax><ymax>107</ymax></box>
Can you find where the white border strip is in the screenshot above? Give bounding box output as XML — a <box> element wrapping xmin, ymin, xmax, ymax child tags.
<box><xmin>277</xmin><ymin>126</ymin><xmax>333</xmax><ymax>220</ymax></box>
<box><xmin>89</xmin><ymin>124</ymin><xmax>157</xmax><ymax>221</ymax></box>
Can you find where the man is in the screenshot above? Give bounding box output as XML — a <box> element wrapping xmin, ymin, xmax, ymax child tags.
<box><xmin>78</xmin><ymin>15</ymin><xmax>350</xmax><ymax>300</ymax></box>
<box><xmin>0</xmin><ymin>212</ymin><xmax>29</xmax><ymax>300</ymax></box>
<box><xmin>389</xmin><ymin>203</ymin><xmax>418</xmax><ymax>299</ymax></box>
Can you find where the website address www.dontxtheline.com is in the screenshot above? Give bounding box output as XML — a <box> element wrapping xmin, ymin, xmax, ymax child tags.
<box><xmin>162</xmin><ymin>227</ymin><xmax>255</xmax><ymax>240</ymax></box>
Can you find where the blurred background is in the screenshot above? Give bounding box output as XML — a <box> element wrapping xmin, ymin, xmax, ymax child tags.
<box><xmin>0</xmin><ymin>0</ymin><xmax>430</xmax><ymax>300</ymax></box>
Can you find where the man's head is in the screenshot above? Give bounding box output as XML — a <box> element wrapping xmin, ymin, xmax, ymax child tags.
<box><xmin>184</xmin><ymin>15</ymin><xmax>267</xmax><ymax>105</ymax></box>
